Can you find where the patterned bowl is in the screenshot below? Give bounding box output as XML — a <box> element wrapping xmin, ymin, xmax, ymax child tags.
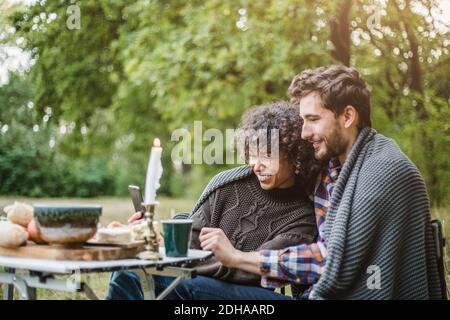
<box><xmin>33</xmin><ymin>205</ymin><xmax>102</xmax><ymax>246</ymax></box>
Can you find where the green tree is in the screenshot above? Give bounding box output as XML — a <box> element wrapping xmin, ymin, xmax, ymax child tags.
<box><xmin>2</xmin><ymin>0</ymin><xmax>448</xmax><ymax>204</ymax></box>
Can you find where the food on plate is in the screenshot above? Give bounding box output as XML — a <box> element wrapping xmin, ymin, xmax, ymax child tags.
<box><xmin>95</xmin><ymin>219</ymin><xmax>162</xmax><ymax>244</ymax></box>
<box><xmin>4</xmin><ymin>201</ymin><xmax>34</xmax><ymax>227</ymax></box>
<box><xmin>96</xmin><ymin>226</ymin><xmax>133</xmax><ymax>244</ymax></box>
<box><xmin>0</xmin><ymin>221</ymin><xmax>28</xmax><ymax>248</ymax></box>
<box><xmin>27</xmin><ymin>218</ymin><xmax>47</xmax><ymax>244</ymax></box>
<box><xmin>107</xmin><ymin>221</ymin><xmax>126</xmax><ymax>228</ymax></box>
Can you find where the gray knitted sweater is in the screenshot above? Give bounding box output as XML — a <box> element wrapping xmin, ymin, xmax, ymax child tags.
<box><xmin>310</xmin><ymin>127</ymin><xmax>442</xmax><ymax>299</ymax></box>
<box><xmin>189</xmin><ymin>168</ymin><xmax>317</xmax><ymax>287</ymax></box>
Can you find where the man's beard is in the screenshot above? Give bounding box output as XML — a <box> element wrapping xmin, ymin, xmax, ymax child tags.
<box><xmin>315</xmin><ymin>126</ymin><xmax>347</xmax><ymax>164</ymax></box>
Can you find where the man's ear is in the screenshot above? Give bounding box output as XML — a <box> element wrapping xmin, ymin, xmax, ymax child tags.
<box><xmin>342</xmin><ymin>105</ymin><xmax>358</xmax><ymax>129</ymax></box>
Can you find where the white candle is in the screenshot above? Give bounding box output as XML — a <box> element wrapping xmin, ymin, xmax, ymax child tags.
<box><xmin>144</xmin><ymin>138</ymin><xmax>163</xmax><ymax>204</ymax></box>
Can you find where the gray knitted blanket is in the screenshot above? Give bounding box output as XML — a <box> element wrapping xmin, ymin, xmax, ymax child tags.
<box><xmin>310</xmin><ymin>127</ymin><xmax>442</xmax><ymax>299</ymax></box>
<box><xmin>190</xmin><ymin>128</ymin><xmax>443</xmax><ymax>299</ymax></box>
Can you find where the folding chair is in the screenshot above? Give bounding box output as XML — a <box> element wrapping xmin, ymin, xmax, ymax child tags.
<box><xmin>431</xmin><ymin>219</ymin><xmax>448</xmax><ymax>300</ymax></box>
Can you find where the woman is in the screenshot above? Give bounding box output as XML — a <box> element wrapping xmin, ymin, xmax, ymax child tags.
<box><xmin>107</xmin><ymin>101</ymin><xmax>320</xmax><ymax>300</ymax></box>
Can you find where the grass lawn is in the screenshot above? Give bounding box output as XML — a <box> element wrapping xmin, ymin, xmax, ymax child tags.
<box><xmin>0</xmin><ymin>196</ymin><xmax>448</xmax><ymax>300</ymax></box>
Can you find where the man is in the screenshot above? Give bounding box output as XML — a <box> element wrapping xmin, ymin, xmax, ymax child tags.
<box><xmin>188</xmin><ymin>65</ymin><xmax>443</xmax><ymax>299</ymax></box>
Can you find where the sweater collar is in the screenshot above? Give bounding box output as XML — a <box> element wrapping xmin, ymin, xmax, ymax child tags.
<box><xmin>249</xmin><ymin>174</ymin><xmax>305</xmax><ymax>204</ymax></box>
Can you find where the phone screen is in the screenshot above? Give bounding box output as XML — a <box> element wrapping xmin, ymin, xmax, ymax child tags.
<box><xmin>128</xmin><ymin>185</ymin><xmax>145</xmax><ymax>212</ymax></box>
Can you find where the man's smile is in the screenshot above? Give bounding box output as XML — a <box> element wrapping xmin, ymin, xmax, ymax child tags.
<box><xmin>312</xmin><ymin>141</ymin><xmax>322</xmax><ymax>150</ymax></box>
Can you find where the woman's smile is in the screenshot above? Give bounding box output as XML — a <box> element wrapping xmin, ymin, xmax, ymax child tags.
<box><xmin>256</xmin><ymin>174</ymin><xmax>273</xmax><ymax>183</ymax></box>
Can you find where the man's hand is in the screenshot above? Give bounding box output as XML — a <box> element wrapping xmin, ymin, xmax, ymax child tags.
<box><xmin>199</xmin><ymin>227</ymin><xmax>240</xmax><ymax>268</ymax></box>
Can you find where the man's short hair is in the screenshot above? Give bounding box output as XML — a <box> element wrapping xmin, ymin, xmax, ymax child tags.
<box><xmin>288</xmin><ymin>65</ymin><xmax>372</xmax><ymax>128</ymax></box>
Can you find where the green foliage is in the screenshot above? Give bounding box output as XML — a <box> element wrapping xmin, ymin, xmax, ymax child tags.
<box><xmin>0</xmin><ymin>126</ymin><xmax>115</xmax><ymax>198</ymax></box>
<box><xmin>390</xmin><ymin>92</ymin><xmax>450</xmax><ymax>206</ymax></box>
<box><xmin>0</xmin><ymin>0</ymin><xmax>448</xmax><ymax>204</ymax></box>
<box><xmin>0</xmin><ymin>76</ymin><xmax>114</xmax><ymax>198</ymax></box>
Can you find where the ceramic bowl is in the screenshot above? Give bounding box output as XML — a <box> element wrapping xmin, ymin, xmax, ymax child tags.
<box><xmin>33</xmin><ymin>205</ymin><xmax>102</xmax><ymax>246</ymax></box>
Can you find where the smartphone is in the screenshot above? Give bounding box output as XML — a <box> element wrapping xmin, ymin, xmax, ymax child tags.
<box><xmin>128</xmin><ymin>185</ymin><xmax>145</xmax><ymax>213</ymax></box>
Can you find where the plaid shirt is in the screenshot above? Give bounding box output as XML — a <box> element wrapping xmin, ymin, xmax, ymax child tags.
<box><xmin>260</xmin><ymin>157</ymin><xmax>341</xmax><ymax>299</ymax></box>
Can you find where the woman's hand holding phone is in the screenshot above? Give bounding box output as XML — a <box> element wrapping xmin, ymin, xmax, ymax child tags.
<box><xmin>127</xmin><ymin>211</ymin><xmax>144</xmax><ymax>224</ymax></box>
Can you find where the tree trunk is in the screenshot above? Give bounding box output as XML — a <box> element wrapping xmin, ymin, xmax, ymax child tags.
<box><xmin>329</xmin><ymin>0</ymin><xmax>353</xmax><ymax>66</ymax></box>
<box><xmin>393</xmin><ymin>1</ymin><xmax>439</xmax><ymax>203</ymax></box>
<box><xmin>393</xmin><ymin>0</ymin><xmax>427</xmax><ymax>120</ymax></box>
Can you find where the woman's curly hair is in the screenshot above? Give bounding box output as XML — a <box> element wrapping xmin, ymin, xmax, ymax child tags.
<box><xmin>237</xmin><ymin>101</ymin><xmax>321</xmax><ymax>189</ymax></box>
